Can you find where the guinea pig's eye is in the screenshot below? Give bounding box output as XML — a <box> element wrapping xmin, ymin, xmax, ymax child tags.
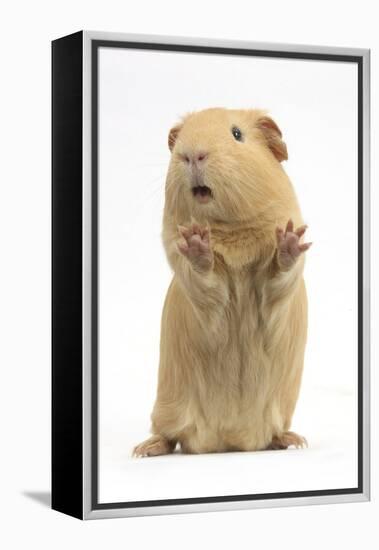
<box><xmin>231</xmin><ymin>126</ymin><xmax>243</xmax><ymax>142</ymax></box>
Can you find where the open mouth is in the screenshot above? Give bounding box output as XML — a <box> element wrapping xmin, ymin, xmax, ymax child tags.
<box><xmin>191</xmin><ymin>185</ymin><xmax>213</xmax><ymax>204</ymax></box>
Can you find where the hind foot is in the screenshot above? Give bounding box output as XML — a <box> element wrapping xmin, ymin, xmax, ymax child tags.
<box><xmin>267</xmin><ymin>431</ymin><xmax>307</xmax><ymax>450</ymax></box>
<box><xmin>133</xmin><ymin>435</ymin><xmax>176</xmax><ymax>458</ymax></box>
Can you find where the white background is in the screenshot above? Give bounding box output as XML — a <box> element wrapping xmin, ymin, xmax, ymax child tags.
<box><xmin>98</xmin><ymin>48</ymin><xmax>358</xmax><ymax>502</ymax></box>
<box><xmin>0</xmin><ymin>1</ymin><xmax>377</xmax><ymax>549</ymax></box>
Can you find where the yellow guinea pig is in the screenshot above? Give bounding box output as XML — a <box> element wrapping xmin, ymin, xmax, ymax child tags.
<box><xmin>134</xmin><ymin>107</ymin><xmax>311</xmax><ymax>457</ymax></box>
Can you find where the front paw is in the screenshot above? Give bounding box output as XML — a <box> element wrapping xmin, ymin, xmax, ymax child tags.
<box><xmin>177</xmin><ymin>221</ymin><xmax>213</xmax><ymax>273</ymax></box>
<box><xmin>276</xmin><ymin>219</ymin><xmax>312</xmax><ymax>271</ymax></box>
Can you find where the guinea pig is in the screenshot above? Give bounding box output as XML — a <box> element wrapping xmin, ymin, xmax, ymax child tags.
<box><xmin>133</xmin><ymin>107</ymin><xmax>311</xmax><ymax>457</ymax></box>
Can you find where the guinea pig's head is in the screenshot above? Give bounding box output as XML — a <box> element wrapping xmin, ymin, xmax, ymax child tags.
<box><xmin>165</xmin><ymin>108</ymin><xmax>295</xmax><ymax>225</ymax></box>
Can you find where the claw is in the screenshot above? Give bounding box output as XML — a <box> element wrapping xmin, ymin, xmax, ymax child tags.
<box><xmin>295</xmin><ymin>224</ymin><xmax>308</xmax><ymax>238</ymax></box>
<box><xmin>285</xmin><ymin>219</ymin><xmax>294</xmax><ymax>234</ymax></box>
<box><xmin>298</xmin><ymin>242</ymin><xmax>312</xmax><ymax>252</ymax></box>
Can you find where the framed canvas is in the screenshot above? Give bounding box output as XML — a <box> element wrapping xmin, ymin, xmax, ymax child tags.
<box><xmin>52</xmin><ymin>30</ymin><xmax>370</xmax><ymax>520</ymax></box>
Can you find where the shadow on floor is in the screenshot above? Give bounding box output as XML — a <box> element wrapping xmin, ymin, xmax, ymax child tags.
<box><xmin>23</xmin><ymin>491</ymin><xmax>51</xmax><ymax>507</ymax></box>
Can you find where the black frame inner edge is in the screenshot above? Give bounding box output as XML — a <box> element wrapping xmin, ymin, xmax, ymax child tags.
<box><xmin>91</xmin><ymin>40</ymin><xmax>364</xmax><ymax>510</ymax></box>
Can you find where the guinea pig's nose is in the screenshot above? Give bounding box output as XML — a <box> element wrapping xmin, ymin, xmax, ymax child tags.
<box><xmin>183</xmin><ymin>150</ymin><xmax>209</xmax><ymax>167</ymax></box>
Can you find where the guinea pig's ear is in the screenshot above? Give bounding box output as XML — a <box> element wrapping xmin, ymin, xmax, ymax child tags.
<box><xmin>168</xmin><ymin>123</ymin><xmax>183</xmax><ymax>152</ymax></box>
<box><xmin>256</xmin><ymin>116</ymin><xmax>288</xmax><ymax>162</ymax></box>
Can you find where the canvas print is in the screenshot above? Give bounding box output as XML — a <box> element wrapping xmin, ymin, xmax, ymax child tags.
<box><xmin>52</xmin><ymin>31</ymin><xmax>369</xmax><ymax>520</ymax></box>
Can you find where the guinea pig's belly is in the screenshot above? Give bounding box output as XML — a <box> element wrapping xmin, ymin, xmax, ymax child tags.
<box><xmin>176</xmin><ymin>348</ymin><xmax>283</xmax><ymax>454</ymax></box>
<box><xmin>178</xmin><ymin>390</ymin><xmax>281</xmax><ymax>454</ymax></box>
<box><xmin>162</xmin><ymin>279</ymin><xmax>289</xmax><ymax>452</ymax></box>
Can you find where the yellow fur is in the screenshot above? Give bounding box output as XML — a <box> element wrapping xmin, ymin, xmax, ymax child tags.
<box><xmin>134</xmin><ymin>108</ymin><xmax>308</xmax><ymax>457</ymax></box>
